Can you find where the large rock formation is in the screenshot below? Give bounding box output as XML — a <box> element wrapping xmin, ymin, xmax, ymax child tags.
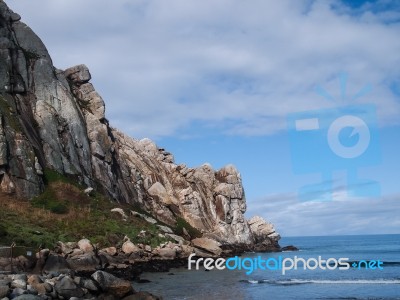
<box><xmin>0</xmin><ymin>1</ymin><xmax>279</xmax><ymax>250</ymax></box>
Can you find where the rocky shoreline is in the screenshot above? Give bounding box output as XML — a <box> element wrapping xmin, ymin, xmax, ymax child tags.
<box><xmin>0</xmin><ymin>239</ymin><xmax>298</xmax><ymax>300</ymax></box>
<box><xmin>0</xmin><ymin>271</ymin><xmax>161</xmax><ymax>300</ymax></box>
<box><xmin>0</xmin><ymin>230</ymin><xmax>287</xmax><ymax>300</ymax></box>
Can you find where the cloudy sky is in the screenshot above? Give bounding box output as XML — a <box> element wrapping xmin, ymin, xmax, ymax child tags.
<box><xmin>7</xmin><ymin>0</ymin><xmax>400</xmax><ymax>236</ymax></box>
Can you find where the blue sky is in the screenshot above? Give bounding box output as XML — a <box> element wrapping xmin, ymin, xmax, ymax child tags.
<box><xmin>7</xmin><ymin>0</ymin><xmax>400</xmax><ymax>236</ymax></box>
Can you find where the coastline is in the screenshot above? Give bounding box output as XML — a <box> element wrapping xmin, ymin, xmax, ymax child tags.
<box><xmin>0</xmin><ymin>235</ymin><xmax>285</xmax><ymax>299</ymax></box>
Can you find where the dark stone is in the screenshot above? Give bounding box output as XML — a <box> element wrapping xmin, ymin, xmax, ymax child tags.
<box><xmin>91</xmin><ymin>271</ymin><xmax>133</xmax><ymax>298</ymax></box>
<box><xmin>96</xmin><ymin>293</ymin><xmax>118</xmax><ymax>300</ymax></box>
<box><xmin>54</xmin><ymin>276</ymin><xmax>84</xmax><ymax>299</ymax></box>
<box><xmin>66</xmin><ymin>253</ymin><xmax>100</xmax><ymax>272</ymax></box>
<box><xmin>42</xmin><ymin>254</ymin><xmax>71</xmax><ymax>274</ymax></box>
<box><xmin>0</xmin><ymin>285</ymin><xmax>9</xmax><ymax>298</ymax></box>
<box><xmin>79</xmin><ymin>278</ymin><xmax>99</xmax><ymax>292</ymax></box>
<box><xmin>281</xmin><ymin>245</ymin><xmax>299</xmax><ymax>251</ymax></box>
<box><xmin>135</xmin><ymin>278</ymin><xmax>151</xmax><ymax>283</ymax></box>
<box><xmin>12</xmin><ymin>295</ymin><xmax>43</xmax><ymax>300</ymax></box>
<box><xmin>9</xmin><ymin>287</ymin><xmax>27</xmax><ymax>298</ymax></box>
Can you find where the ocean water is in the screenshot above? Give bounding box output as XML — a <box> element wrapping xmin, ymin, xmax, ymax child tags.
<box><xmin>136</xmin><ymin>234</ymin><xmax>400</xmax><ymax>299</ymax></box>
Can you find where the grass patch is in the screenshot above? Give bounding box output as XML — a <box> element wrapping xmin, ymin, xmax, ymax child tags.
<box><xmin>31</xmin><ymin>188</ymin><xmax>69</xmax><ymax>214</ymax></box>
<box><xmin>0</xmin><ymin>170</ymin><xmax>171</xmax><ymax>248</ymax></box>
<box><xmin>42</xmin><ymin>168</ymin><xmax>79</xmax><ymax>186</ymax></box>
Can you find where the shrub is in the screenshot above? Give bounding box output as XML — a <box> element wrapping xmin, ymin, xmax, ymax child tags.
<box><xmin>31</xmin><ymin>189</ymin><xmax>69</xmax><ymax>214</ymax></box>
<box><xmin>0</xmin><ymin>224</ymin><xmax>7</xmax><ymax>237</ymax></box>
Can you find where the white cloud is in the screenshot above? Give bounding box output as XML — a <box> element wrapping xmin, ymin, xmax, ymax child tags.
<box><xmin>6</xmin><ymin>0</ymin><xmax>400</xmax><ymax>139</ymax></box>
<box><xmin>246</xmin><ymin>191</ymin><xmax>400</xmax><ymax>236</ymax></box>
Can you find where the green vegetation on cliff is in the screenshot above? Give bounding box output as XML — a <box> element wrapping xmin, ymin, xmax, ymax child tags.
<box><xmin>0</xmin><ymin>170</ymin><xmax>170</xmax><ymax>248</ymax></box>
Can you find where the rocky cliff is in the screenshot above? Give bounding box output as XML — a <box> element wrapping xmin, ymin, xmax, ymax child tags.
<box><xmin>0</xmin><ymin>1</ymin><xmax>280</xmax><ymax>251</ymax></box>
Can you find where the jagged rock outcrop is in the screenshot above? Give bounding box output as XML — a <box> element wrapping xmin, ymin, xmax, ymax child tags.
<box><xmin>0</xmin><ymin>1</ymin><xmax>279</xmax><ymax>250</ymax></box>
<box><xmin>248</xmin><ymin>216</ymin><xmax>281</xmax><ymax>251</ymax></box>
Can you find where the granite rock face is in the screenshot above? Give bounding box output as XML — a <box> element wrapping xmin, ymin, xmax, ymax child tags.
<box><xmin>248</xmin><ymin>216</ymin><xmax>281</xmax><ymax>251</ymax></box>
<box><xmin>0</xmin><ymin>1</ymin><xmax>279</xmax><ymax>249</ymax></box>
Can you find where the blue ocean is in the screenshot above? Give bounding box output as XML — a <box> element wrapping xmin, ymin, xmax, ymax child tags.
<box><xmin>137</xmin><ymin>234</ymin><xmax>400</xmax><ymax>299</ymax></box>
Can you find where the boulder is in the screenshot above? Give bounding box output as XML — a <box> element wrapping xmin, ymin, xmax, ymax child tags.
<box><xmin>36</xmin><ymin>249</ymin><xmax>50</xmax><ymax>259</ymax></box>
<box><xmin>32</xmin><ymin>250</ymin><xmax>48</xmax><ymax>274</ymax></box>
<box><xmin>80</xmin><ymin>278</ymin><xmax>99</xmax><ymax>292</ymax></box>
<box><xmin>0</xmin><ymin>257</ymin><xmax>11</xmax><ymax>270</ymax></box>
<box><xmin>143</xmin><ymin>215</ymin><xmax>158</xmax><ymax>224</ymax></box>
<box><xmin>130</xmin><ymin>211</ymin><xmax>158</xmax><ymax>224</ymax></box>
<box><xmin>69</xmin><ymin>248</ymin><xmax>84</xmax><ymax>257</ymax></box>
<box><xmin>29</xmin><ymin>282</ymin><xmax>52</xmax><ymax>295</ymax></box>
<box><xmin>42</xmin><ymin>255</ymin><xmax>70</xmax><ymax>274</ymax></box>
<box><xmin>281</xmin><ymin>245</ymin><xmax>299</xmax><ymax>251</ymax></box>
<box><xmin>111</xmin><ymin>208</ymin><xmax>128</xmax><ymax>221</ymax></box>
<box><xmin>137</xmin><ymin>230</ymin><xmax>146</xmax><ymax>238</ymax></box>
<box><xmin>77</xmin><ymin>238</ymin><xmax>94</xmax><ymax>252</ymax></box>
<box><xmin>180</xmin><ymin>244</ymin><xmax>194</xmax><ymax>257</ymax></box>
<box><xmin>100</xmin><ymin>247</ymin><xmax>117</xmax><ymax>256</ymax></box>
<box><xmin>12</xmin><ymin>295</ymin><xmax>43</xmax><ymax>300</ymax></box>
<box><xmin>191</xmin><ymin>238</ymin><xmax>222</xmax><ymax>256</ymax></box>
<box><xmin>66</xmin><ymin>253</ymin><xmax>100</xmax><ymax>272</ymax></box>
<box><xmin>0</xmin><ymin>276</ymin><xmax>11</xmax><ymax>285</ymax></box>
<box><xmin>9</xmin><ymin>287</ymin><xmax>27</xmax><ymax>298</ymax></box>
<box><xmin>84</xmin><ymin>187</ymin><xmax>94</xmax><ymax>195</ymax></box>
<box><xmin>193</xmin><ymin>248</ymin><xmax>212</xmax><ymax>258</ymax></box>
<box><xmin>64</xmin><ymin>64</ymin><xmax>91</xmax><ymax>84</ymax></box>
<box><xmin>156</xmin><ymin>225</ymin><xmax>173</xmax><ymax>234</ymax></box>
<box><xmin>27</xmin><ymin>275</ymin><xmax>42</xmax><ymax>286</ymax></box>
<box><xmin>122</xmin><ymin>240</ymin><xmax>140</xmax><ymax>255</ymax></box>
<box><xmin>11</xmin><ymin>278</ymin><xmax>26</xmax><ymax>289</ymax></box>
<box><xmin>91</xmin><ymin>271</ymin><xmax>133</xmax><ymax>298</ymax></box>
<box><xmin>55</xmin><ymin>276</ymin><xmax>84</xmax><ymax>299</ymax></box>
<box><xmin>248</xmin><ymin>216</ymin><xmax>281</xmax><ymax>251</ymax></box>
<box><xmin>153</xmin><ymin>248</ymin><xmax>176</xmax><ymax>260</ymax></box>
<box><xmin>248</xmin><ymin>216</ymin><xmax>276</xmax><ymax>239</ymax></box>
<box><xmin>165</xmin><ymin>234</ymin><xmax>186</xmax><ymax>244</ymax></box>
<box><xmin>57</xmin><ymin>241</ymin><xmax>77</xmax><ymax>255</ymax></box>
<box><xmin>0</xmin><ymin>285</ymin><xmax>8</xmax><ymax>298</ymax></box>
